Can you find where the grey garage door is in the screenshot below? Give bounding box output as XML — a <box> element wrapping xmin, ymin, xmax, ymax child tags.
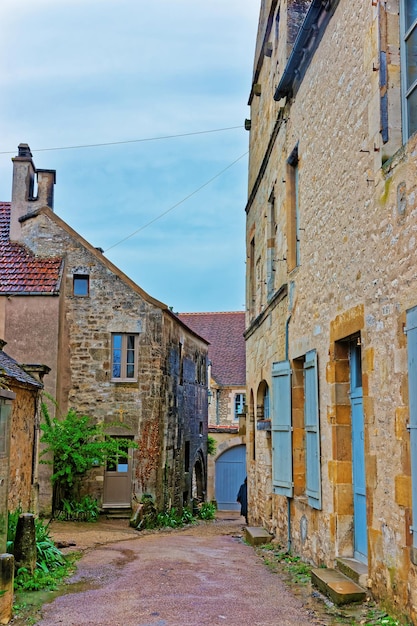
<box><xmin>215</xmin><ymin>445</ymin><xmax>246</xmax><ymax>511</ymax></box>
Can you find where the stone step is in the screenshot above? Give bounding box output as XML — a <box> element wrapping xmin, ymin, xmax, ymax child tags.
<box><xmin>311</xmin><ymin>567</ymin><xmax>367</xmax><ymax>606</ymax></box>
<box><xmin>336</xmin><ymin>557</ymin><xmax>368</xmax><ymax>588</ymax></box>
<box><xmin>102</xmin><ymin>506</ymin><xmax>132</xmax><ymax>520</ymax></box>
<box><xmin>244</xmin><ymin>526</ymin><xmax>272</xmax><ymax>546</ymax></box>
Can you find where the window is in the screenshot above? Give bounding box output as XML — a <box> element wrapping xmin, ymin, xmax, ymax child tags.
<box><xmin>105</xmin><ymin>435</ymin><xmax>132</xmax><ymax>472</ymax></box>
<box><xmin>287</xmin><ymin>144</ymin><xmax>300</xmax><ymax>271</ymax></box>
<box><xmin>249</xmin><ymin>236</ymin><xmax>255</xmax><ymax>317</ymax></box>
<box><xmin>73</xmin><ymin>274</ymin><xmax>89</xmax><ymax>296</ymax></box>
<box><xmin>111</xmin><ymin>334</ymin><xmax>138</xmax><ymax>381</ymax></box>
<box><xmin>406</xmin><ymin>306</ymin><xmax>417</xmax><ymax>557</ymax></box>
<box><xmin>234</xmin><ymin>393</ymin><xmax>246</xmax><ymax>420</ymax></box>
<box><xmin>401</xmin><ymin>0</ymin><xmax>417</xmax><ymax>139</ymax></box>
<box><xmin>0</xmin><ymin>400</ymin><xmax>12</xmax><ymax>456</ymax></box>
<box><xmin>263</xmin><ymin>385</ymin><xmax>270</xmax><ymax>419</ymax></box>
<box><xmin>266</xmin><ymin>191</ymin><xmax>276</xmax><ymax>299</ymax></box>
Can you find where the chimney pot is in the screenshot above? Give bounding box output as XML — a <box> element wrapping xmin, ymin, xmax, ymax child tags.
<box><xmin>17</xmin><ymin>143</ymin><xmax>33</xmax><ymax>158</ymax></box>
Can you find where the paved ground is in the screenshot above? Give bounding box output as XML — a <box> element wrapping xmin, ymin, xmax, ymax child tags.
<box><xmin>22</xmin><ymin>511</ymin><xmax>323</xmax><ymax>626</ymax></box>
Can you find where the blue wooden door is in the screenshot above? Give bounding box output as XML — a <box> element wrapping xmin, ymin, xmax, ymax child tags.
<box><xmin>350</xmin><ymin>342</ymin><xmax>367</xmax><ymax>563</ymax></box>
<box><xmin>215</xmin><ymin>445</ymin><xmax>246</xmax><ymax>511</ymax></box>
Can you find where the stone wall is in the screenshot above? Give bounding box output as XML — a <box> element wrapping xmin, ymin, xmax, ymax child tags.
<box><xmin>8</xmin><ymin>384</ymin><xmax>38</xmax><ymax>513</ymax></box>
<box><xmin>246</xmin><ymin>0</ymin><xmax>417</xmax><ymax>619</ymax></box>
<box><xmin>7</xmin><ymin>206</ymin><xmax>208</xmax><ymax>514</ymax></box>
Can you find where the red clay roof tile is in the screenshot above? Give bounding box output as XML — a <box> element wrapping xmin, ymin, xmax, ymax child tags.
<box><xmin>0</xmin><ymin>202</ymin><xmax>62</xmax><ymax>293</ymax></box>
<box><xmin>178</xmin><ymin>311</ymin><xmax>246</xmax><ymax>386</ymax></box>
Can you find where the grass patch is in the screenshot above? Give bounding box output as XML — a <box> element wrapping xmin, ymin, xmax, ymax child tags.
<box><xmin>258</xmin><ymin>543</ymin><xmax>311</xmax><ymax>585</ymax></box>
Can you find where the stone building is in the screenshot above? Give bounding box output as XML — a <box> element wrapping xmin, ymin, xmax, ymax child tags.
<box><xmin>178</xmin><ymin>312</ymin><xmax>246</xmax><ymax>509</ymax></box>
<box><xmin>0</xmin><ymin>145</ymin><xmax>209</xmax><ymax>516</ymax></box>
<box><xmin>245</xmin><ymin>0</ymin><xmax>417</xmax><ymax>620</ymax></box>
<box><xmin>0</xmin><ymin>341</ymin><xmax>46</xmax><ymax>514</ymax></box>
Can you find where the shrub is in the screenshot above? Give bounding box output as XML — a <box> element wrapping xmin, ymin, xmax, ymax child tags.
<box><xmin>8</xmin><ymin>510</ymin><xmax>76</xmax><ymax>591</ymax></box>
<box><xmin>40</xmin><ymin>399</ymin><xmax>137</xmax><ymax>513</ymax></box>
<box><xmin>197</xmin><ymin>501</ymin><xmax>216</xmax><ymax>520</ymax></box>
<box><xmin>55</xmin><ymin>496</ymin><xmax>100</xmax><ymax>522</ymax></box>
<box><xmin>207</xmin><ymin>435</ymin><xmax>217</xmax><ymax>456</ymax></box>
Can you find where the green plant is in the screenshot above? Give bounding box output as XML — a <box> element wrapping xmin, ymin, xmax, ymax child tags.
<box><xmin>155</xmin><ymin>507</ymin><xmax>195</xmax><ymax>528</ymax></box>
<box><xmin>361</xmin><ymin>607</ymin><xmax>410</xmax><ymax>626</ymax></box>
<box><xmin>197</xmin><ymin>501</ymin><xmax>216</xmax><ymax>520</ymax></box>
<box><xmin>40</xmin><ymin>398</ymin><xmax>137</xmax><ymax>513</ymax></box>
<box><xmin>258</xmin><ymin>545</ymin><xmax>311</xmax><ymax>585</ymax></box>
<box><xmin>207</xmin><ymin>435</ymin><xmax>217</xmax><ymax>456</ymax></box>
<box><xmin>8</xmin><ymin>510</ymin><xmax>78</xmax><ymax>591</ymax></box>
<box><xmin>55</xmin><ymin>496</ymin><xmax>100</xmax><ymax>522</ymax></box>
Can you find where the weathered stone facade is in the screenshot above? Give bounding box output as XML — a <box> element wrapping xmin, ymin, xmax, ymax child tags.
<box><xmin>178</xmin><ymin>312</ymin><xmax>246</xmax><ymax>507</ymax></box>
<box><xmin>1</xmin><ymin>148</ymin><xmax>209</xmax><ymax>515</ymax></box>
<box><xmin>246</xmin><ymin>0</ymin><xmax>417</xmax><ymax>621</ymax></box>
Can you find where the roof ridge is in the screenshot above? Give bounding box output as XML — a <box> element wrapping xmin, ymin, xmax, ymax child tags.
<box><xmin>179</xmin><ymin>311</ymin><xmax>245</xmax><ymax>315</ymax></box>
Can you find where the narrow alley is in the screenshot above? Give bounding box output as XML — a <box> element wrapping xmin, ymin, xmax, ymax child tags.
<box><xmin>25</xmin><ymin>514</ymin><xmax>321</xmax><ymax>626</ymax></box>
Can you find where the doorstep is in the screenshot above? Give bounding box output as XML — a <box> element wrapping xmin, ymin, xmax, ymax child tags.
<box><xmin>311</xmin><ymin>567</ymin><xmax>367</xmax><ymax>606</ymax></box>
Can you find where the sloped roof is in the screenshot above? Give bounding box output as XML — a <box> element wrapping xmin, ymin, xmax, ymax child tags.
<box><xmin>0</xmin><ymin>349</ymin><xmax>42</xmax><ymax>388</ymax></box>
<box><xmin>0</xmin><ymin>203</ymin><xmax>62</xmax><ymax>294</ymax></box>
<box><xmin>178</xmin><ymin>312</ymin><xmax>246</xmax><ymax>386</ymax></box>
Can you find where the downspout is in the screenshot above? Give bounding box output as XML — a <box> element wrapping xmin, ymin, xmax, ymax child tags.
<box><xmin>285</xmin><ymin>313</ymin><xmax>292</xmax><ymax>554</ymax></box>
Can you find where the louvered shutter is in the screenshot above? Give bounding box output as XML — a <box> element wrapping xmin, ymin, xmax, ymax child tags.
<box><xmin>304</xmin><ymin>349</ymin><xmax>322</xmax><ymax>509</ymax></box>
<box><xmin>271</xmin><ymin>360</ymin><xmax>293</xmax><ymax>497</ymax></box>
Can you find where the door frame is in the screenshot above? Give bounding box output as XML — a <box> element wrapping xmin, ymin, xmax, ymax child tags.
<box><xmin>349</xmin><ymin>340</ymin><xmax>368</xmax><ymax>563</ymax></box>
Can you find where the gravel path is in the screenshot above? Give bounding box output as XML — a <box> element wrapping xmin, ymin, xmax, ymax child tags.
<box><xmin>28</xmin><ymin>514</ymin><xmax>321</xmax><ymax>626</ymax></box>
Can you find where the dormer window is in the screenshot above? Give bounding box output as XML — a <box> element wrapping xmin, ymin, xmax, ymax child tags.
<box><xmin>73</xmin><ymin>274</ymin><xmax>89</xmax><ymax>297</ymax></box>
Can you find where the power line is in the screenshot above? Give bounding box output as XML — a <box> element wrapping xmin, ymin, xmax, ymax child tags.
<box><xmin>0</xmin><ymin>126</ymin><xmax>243</xmax><ymax>155</ymax></box>
<box><xmin>104</xmin><ymin>151</ymin><xmax>248</xmax><ymax>253</ymax></box>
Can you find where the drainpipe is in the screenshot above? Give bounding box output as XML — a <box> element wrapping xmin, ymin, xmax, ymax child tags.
<box><xmin>285</xmin><ymin>313</ymin><xmax>292</xmax><ymax>554</ymax></box>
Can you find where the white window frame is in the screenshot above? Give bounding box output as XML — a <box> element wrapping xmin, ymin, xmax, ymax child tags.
<box><xmin>111</xmin><ymin>333</ymin><xmax>138</xmax><ymax>382</ymax></box>
<box><xmin>234</xmin><ymin>393</ymin><xmax>246</xmax><ymax>420</ymax></box>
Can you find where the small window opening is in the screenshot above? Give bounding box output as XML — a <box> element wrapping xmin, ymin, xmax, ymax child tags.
<box><xmin>73</xmin><ymin>274</ymin><xmax>89</xmax><ymax>296</ymax></box>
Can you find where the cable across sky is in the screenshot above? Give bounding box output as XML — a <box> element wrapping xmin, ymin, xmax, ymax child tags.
<box><xmin>104</xmin><ymin>150</ymin><xmax>249</xmax><ymax>253</ymax></box>
<box><xmin>0</xmin><ymin>126</ymin><xmax>244</xmax><ymax>155</ymax></box>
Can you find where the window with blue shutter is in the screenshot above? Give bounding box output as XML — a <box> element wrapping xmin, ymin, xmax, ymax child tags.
<box><xmin>304</xmin><ymin>349</ymin><xmax>322</xmax><ymax>509</ymax></box>
<box><xmin>271</xmin><ymin>360</ymin><xmax>293</xmax><ymax>497</ymax></box>
<box><xmin>406</xmin><ymin>306</ymin><xmax>417</xmax><ymax>548</ymax></box>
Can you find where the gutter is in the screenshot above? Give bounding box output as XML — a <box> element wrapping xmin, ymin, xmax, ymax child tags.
<box><xmin>274</xmin><ymin>0</ymin><xmax>340</xmax><ymax>101</ymax></box>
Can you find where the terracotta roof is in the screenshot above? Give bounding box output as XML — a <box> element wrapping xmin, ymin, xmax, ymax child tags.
<box><xmin>0</xmin><ymin>203</ymin><xmax>62</xmax><ymax>293</ymax></box>
<box><xmin>0</xmin><ymin>350</ymin><xmax>42</xmax><ymax>388</ymax></box>
<box><xmin>178</xmin><ymin>312</ymin><xmax>246</xmax><ymax>386</ymax></box>
<box><xmin>208</xmin><ymin>424</ymin><xmax>239</xmax><ymax>434</ymax></box>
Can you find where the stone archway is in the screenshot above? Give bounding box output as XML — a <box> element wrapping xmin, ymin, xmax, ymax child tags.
<box><xmin>192</xmin><ymin>450</ymin><xmax>206</xmax><ymax>502</ymax></box>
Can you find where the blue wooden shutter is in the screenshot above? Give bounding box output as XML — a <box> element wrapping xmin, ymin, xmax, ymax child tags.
<box><xmin>304</xmin><ymin>350</ymin><xmax>322</xmax><ymax>509</ymax></box>
<box><xmin>406</xmin><ymin>306</ymin><xmax>417</xmax><ymax>547</ymax></box>
<box><xmin>271</xmin><ymin>360</ymin><xmax>293</xmax><ymax>497</ymax></box>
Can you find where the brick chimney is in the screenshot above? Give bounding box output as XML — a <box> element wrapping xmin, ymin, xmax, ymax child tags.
<box><xmin>10</xmin><ymin>143</ymin><xmax>56</xmax><ymax>242</ymax></box>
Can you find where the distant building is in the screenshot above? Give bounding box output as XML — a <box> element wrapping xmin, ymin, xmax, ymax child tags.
<box><xmin>0</xmin><ymin>144</ymin><xmax>209</xmax><ymax>515</ymax></box>
<box><xmin>179</xmin><ymin>312</ymin><xmax>246</xmax><ymax>510</ymax></box>
<box><xmin>245</xmin><ymin>0</ymin><xmax>417</xmax><ymax>620</ymax></box>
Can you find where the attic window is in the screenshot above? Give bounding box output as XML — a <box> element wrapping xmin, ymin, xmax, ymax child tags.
<box><xmin>73</xmin><ymin>274</ymin><xmax>89</xmax><ymax>297</ymax></box>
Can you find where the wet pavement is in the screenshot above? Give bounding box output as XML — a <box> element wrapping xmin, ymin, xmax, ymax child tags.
<box><xmin>15</xmin><ymin>512</ymin><xmax>326</xmax><ymax>626</ymax></box>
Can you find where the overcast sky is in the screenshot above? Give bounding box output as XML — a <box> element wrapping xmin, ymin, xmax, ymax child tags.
<box><xmin>0</xmin><ymin>1</ymin><xmax>259</xmax><ymax>313</ymax></box>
